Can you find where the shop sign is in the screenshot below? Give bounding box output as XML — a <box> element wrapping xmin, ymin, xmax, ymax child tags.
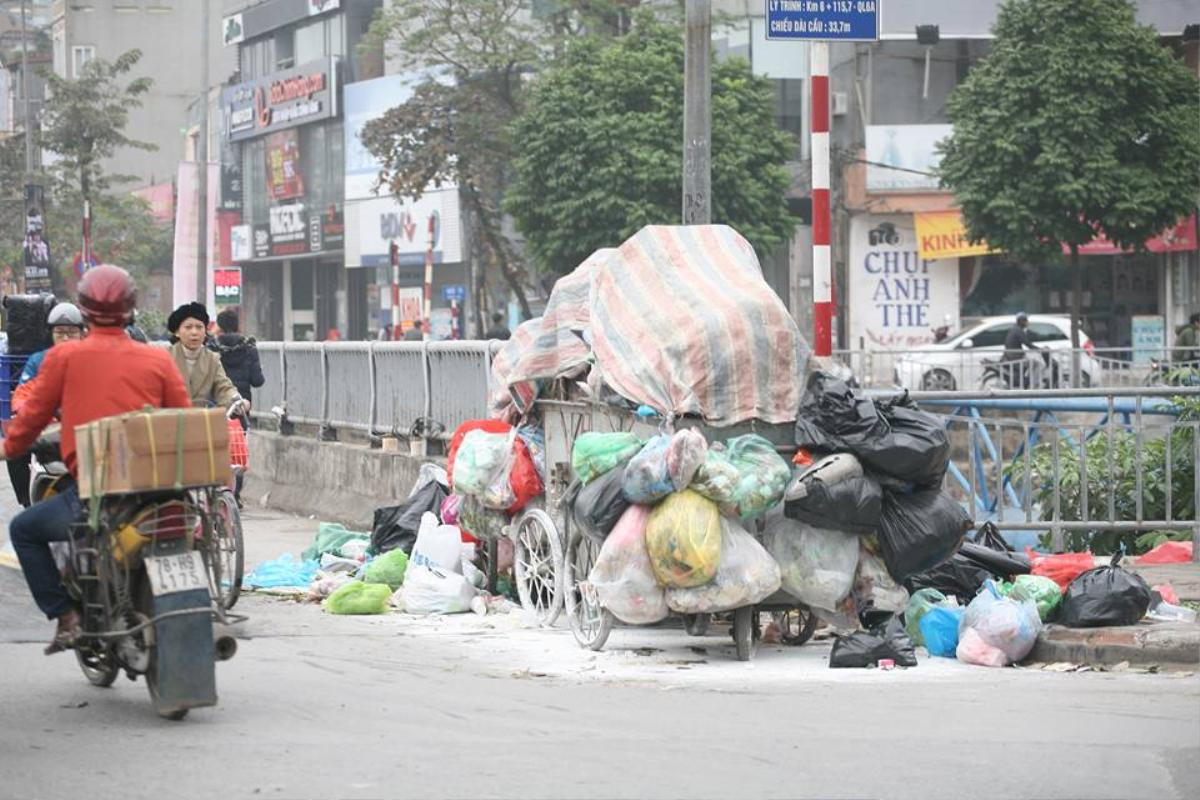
<box><xmin>23</xmin><ymin>198</ymin><xmax>52</xmax><ymax>293</ymax></box>
<box><xmin>346</xmin><ymin>189</ymin><xmax>462</xmax><ymax>268</ymax></box>
<box><xmin>914</xmin><ymin>210</ymin><xmax>999</xmax><ymax>260</ymax></box>
<box><xmin>251</xmin><ymin>203</ymin><xmax>344</xmax><ymax>259</ymax></box>
<box><xmin>1070</xmin><ymin>215</ymin><xmax>1198</xmax><ymax>256</ymax></box>
<box><xmin>309</xmin><ymin>0</ymin><xmax>340</xmax><ymax>15</ymax></box>
<box><xmin>231</xmin><ymin>224</ymin><xmax>252</xmax><ymax>262</ymax></box>
<box><xmin>222</xmin><ymin>13</ymin><xmax>244</xmax><ymax>46</ymax></box>
<box><xmin>222</xmin><ymin>57</ymin><xmax>339</xmax><ymax>143</ymax></box>
<box><xmin>265</xmin><ymin>129</ymin><xmax>305</xmax><ymax>201</ymax></box>
<box><xmin>214</xmin><ymin>267</ymin><xmax>243</xmax><ymax>309</ymax></box>
<box><xmin>1131</xmin><ymin>316</ymin><xmax>1165</xmax><ymax>365</ymax></box>
<box><xmin>848</xmin><ymin>214</ymin><xmax>960</xmax><ymax>351</ymax></box>
<box><xmin>866</xmin><ymin>125</ymin><xmax>951</xmax><ymax>193</ymax></box>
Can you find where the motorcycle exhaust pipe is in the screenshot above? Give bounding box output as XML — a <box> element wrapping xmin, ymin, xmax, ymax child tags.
<box><xmin>214</xmin><ymin>635</ymin><xmax>238</xmax><ymax>662</ymax></box>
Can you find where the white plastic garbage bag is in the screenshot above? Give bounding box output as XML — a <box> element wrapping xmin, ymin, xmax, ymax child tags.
<box><xmin>667</xmin><ymin>517</ymin><xmax>781</xmax><ymax>614</ymax></box>
<box><xmin>763</xmin><ymin>512</ymin><xmax>858</xmax><ymax>612</ymax></box>
<box><xmin>410</xmin><ymin>512</ymin><xmax>464</xmax><ymax>573</ymax></box>
<box><xmin>401</xmin><ymin>563</ymin><xmax>478</xmax><ymax>615</ymax></box>
<box><xmin>588</xmin><ymin>505</ymin><xmax>669</xmax><ymax>625</ymax></box>
<box><xmin>853</xmin><ymin>545</ymin><xmax>910</xmax><ymax>613</ymax></box>
<box><xmin>956</xmin><ymin>581</ymin><xmax>1041</xmax><ymax>667</ymax></box>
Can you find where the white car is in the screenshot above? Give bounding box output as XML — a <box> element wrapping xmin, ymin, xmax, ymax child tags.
<box><xmin>894</xmin><ymin>315</ymin><xmax>1100</xmax><ymax>391</ymax></box>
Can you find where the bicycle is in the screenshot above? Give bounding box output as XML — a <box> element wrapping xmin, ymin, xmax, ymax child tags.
<box><xmin>195</xmin><ymin>405</ymin><xmax>247</xmax><ymax>611</ymax></box>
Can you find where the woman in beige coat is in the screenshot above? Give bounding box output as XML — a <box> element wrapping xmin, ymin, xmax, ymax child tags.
<box><xmin>168</xmin><ymin>302</ymin><xmax>243</xmax><ymax>410</ymax></box>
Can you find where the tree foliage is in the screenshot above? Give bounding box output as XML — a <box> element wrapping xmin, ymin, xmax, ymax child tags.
<box><xmin>505</xmin><ymin>13</ymin><xmax>795</xmax><ymax>276</ymax></box>
<box><xmin>937</xmin><ymin>0</ymin><xmax>1200</xmax><ymax>261</ymax></box>
<box><xmin>361</xmin><ymin>1</ymin><xmax>655</xmax><ymax>322</ymax></box>
<box><xmin>39</xmin><ymin>49</ymin><xmax>155</xmax><ymax>198</ymax></box>
<box><xmin>0</xmin><ymin>50</ymin><xmax>168</xmax><ymax>292</ymax></box>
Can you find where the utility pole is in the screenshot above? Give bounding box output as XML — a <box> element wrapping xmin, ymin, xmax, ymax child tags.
<box><xmin>19</xmin><ymin>0</ymin><xmax>32</xmax><ymax>176</ymax></box>
<box><xmin>196</xmin><ymin>0</ymin><xmax>211</xmax><ymax>304</ymax></box>
<box><xmin>682</xmin><ymin>0</ymin><xmax>711</xmax><ymax>225</ymax></box>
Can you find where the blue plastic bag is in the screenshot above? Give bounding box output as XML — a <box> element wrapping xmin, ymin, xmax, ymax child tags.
<box><xmin>622</xmin><ymin>436</ymin><xmax>675</xmax><ymax>504</ymax></box>
<box><xmin>919</xmin><ymin>605</ymin><xmax>964</xmax><ymax>657</ymax></box>
<box><xmin>245</xmin><ymin>553</ymin><xmax>319</xmax><ymax>588</ymax></box>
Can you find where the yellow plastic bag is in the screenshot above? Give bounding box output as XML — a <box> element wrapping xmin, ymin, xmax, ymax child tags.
<box><xmin>645</xmin><ymin>490</ymin><xmax>722</xmax><ymax>588</ymax></box>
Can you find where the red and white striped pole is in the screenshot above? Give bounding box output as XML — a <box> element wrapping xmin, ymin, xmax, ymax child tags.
<box><xmin>811</xmin><ymin>41</ymin><xmax>833</xmax><ymax>357</ymax></box>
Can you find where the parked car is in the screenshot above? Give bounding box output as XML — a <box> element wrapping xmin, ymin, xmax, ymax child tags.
<box><xmin>894</xmin><ymin>315</ymin><xmax>1100</xmax><ymax>391</ymax></box>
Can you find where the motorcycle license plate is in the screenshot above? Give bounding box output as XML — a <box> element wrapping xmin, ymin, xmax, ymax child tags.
<box><xmin>146</xmin><ymin>552</ymin><xmax>209</xmax><ymax>597</ymax></box>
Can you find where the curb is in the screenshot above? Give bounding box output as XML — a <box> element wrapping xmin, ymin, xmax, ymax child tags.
<box><xmin>1028</xmin><ymin>623</ymin><xmax>1200</xmax><ymax>668</ymax></box>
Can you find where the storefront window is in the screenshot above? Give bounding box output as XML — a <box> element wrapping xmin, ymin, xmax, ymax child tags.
<box><xmin>294</xmin><ymin>19</ymin><xmax>325</xmax><ymax>64</ymax></box>
<box><xmin>291</xmin><ymin>261</ymin><xmax>314</xmax><ymax>311</ymax></box>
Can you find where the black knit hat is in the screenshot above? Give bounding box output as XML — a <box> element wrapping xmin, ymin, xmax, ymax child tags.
<box><xmin>168</xmin><ymin>301</ymin><xmax>210</xmax><ymax>333</ymax></box>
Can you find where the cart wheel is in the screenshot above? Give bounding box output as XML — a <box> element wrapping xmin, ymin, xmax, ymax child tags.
<box><xmin>563</xmin><ymin>531</ymin><xmax>613</xmax><ymax>651</ymax></box>
<box><xmin>776</xmin><ymin>606</ymin><xmax>819</xmax><ymax>647</ymax></box>
<box><xmin>682</xmin><ymin>614</ymin><xmax>710</xmax><ymax>637</ymax></box>
<box><xmin>733</xmin><ymin>607</ymin><xmax>754</xmax><ymax>662</ymax></box>
<box><xmin>513</xmin><ymin>509</ymin><xmax>564</xmax><ymax>628</ymax></box>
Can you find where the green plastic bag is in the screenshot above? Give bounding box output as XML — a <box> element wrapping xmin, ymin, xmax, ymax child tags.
<box><xmin>302</xmin><ymin>522</ymin><xmax>370</xmax><ymax>562</ymax></box>
<box><xmin>324</xmin><ymin>581</ymin><xmax>392</xmax><ymax>615</ymax></box>
<box><xmin>1003</xmin><ymin>574</ymin><xmax>1063</xmax><ymax>621</ymax></box>
<box><xmin>362</xmin><ymin>549</ymin><xmax>410</xmax><ymax>590</ymax></box>
<box><xmin>690</xmin><ymin>449</ymin><xmax>740</xmax><ymax>504</ymax></box>
<box><xmin>572</xmin><ymin>432</ymin><xmax>642</xmax><ymax>484</ymax></box>
<box><xmin>904</xmin><ymin>587</ymin><xmax>953</xmax><ymax>646</ymax></box>
<box><xmin>723</xmin><ymin>435</ymin><xmax>791</xmax><ymax>519</ymax></box>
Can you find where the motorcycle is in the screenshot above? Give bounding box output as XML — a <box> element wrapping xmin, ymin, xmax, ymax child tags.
<box><xmin>29</xmin><ymin>429</ymin><xmax>241</xmax><ymax>720</ymax></box>
<box><xmin>1144</xmin><ymin>358</ymin><xmax>1200</xmax><ymax>387</ymax></box>
<box><xmin>980</xmin><ymin>348</ymin><xmax>1061</xmax><ymax>390</ymax></box>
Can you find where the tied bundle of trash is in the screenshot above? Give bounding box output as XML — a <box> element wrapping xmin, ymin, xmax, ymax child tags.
<box><xmin>572</xmin><ymin>430</ymin><xmax>787</xmax><ymax>622</ymax></box>
<box><xmin>446</xmin><ymin>420</ymin><xmax>544</xmax><ymax>517</ymax></box>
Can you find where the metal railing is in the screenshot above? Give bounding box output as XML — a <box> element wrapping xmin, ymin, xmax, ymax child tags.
<box><xmin>251</xmin><ymin>341</ymin><xmax>498</xmax><ymax>438</ymax></box>
<box><xmin>836</xmin><ymin>346</ymin><xmax>1200</xmax><ymax>391</ymax></box>
<box><xmin>900</xmin><ymin>387</ymin><xmax>1200</xmax><ymax>560</ymax></box>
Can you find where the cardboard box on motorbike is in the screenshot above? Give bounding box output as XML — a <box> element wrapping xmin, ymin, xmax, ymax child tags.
<box><xmin>76</xmin><ymin>407</ymin><xmax>231</xmax><ymax>497</ymax></box>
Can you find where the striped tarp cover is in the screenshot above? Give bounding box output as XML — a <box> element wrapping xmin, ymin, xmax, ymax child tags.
<box><xmin>492</xmin><ymin>225</ymin><xmax>807</xmax><ymax>426</ymax></box>
<box><xmin>489</xmin><ymin>249</ymin><xmax>610</xmax><ymax>417</ymax></box>
<box><xmin>589</xmin><ymin>225</ymin><xmax>807</xmax><ymax>425</ymax></box>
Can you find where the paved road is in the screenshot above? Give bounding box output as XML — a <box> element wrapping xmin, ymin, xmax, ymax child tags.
<box><xmin>0</xmin><ymin>498</ymin><xmax>1198</xmax><ymax>799</ymax></box>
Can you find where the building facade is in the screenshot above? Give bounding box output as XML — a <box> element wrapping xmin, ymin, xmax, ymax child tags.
<box><xmin>219</xmin><ymin>0</ymin><xmax>382</xmax><ymax>341</ymax></box>
<box><xmin>714</xmin><ymin>0</ymin><xmax>1198</xmax><ymax>367</ymax></box>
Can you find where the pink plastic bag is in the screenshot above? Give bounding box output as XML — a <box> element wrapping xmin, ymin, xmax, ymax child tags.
<box><xmin>588</xmin><ymin>506</ymin><xmax>669</xmax><ymax>625</ymax></box>
<box><xmin>956</xmin><ymin>627</ymin><xmax>1010</xmax><ymax>668</ymax></box>
<box><xmin>1137</xmin><ymin>541</ymin><xmax>1193</xmax><ymax>565</ymax></box>
<box><xmin>440</xmin><ymin>494</ymin><xmax>462</xmax><ymax>526</ymax></box>
<box><xmin>1153</xmin><ymin>583</ymin><xmax>1180</xmax><ymax>605</ymax></box>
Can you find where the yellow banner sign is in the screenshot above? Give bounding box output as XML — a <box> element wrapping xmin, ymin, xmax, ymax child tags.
<box><xmin>914</xmin><ymin>210</ymin><xmax>1000</xmax><ymax>260</ymax></box>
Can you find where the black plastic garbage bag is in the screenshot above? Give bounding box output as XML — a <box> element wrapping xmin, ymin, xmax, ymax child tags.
<box><xmin>794</xmin><ymin>372</ymin><xmax>889</xmax><ymax>452</ymax></box>
<box><xmin>959</xmin><ymin>542</ymin><xmax>1031</xmax><ymax>577</ymax></box>
<box><xmin>861</xmin><ymin>397</ymin><xmax>951</xmax><ymax>488</ymax></box>
<box><xmin>785</xmin><ymin>474</ymin><xmax>881</xmax><ymax>535</ymax></box>
<box><xmin>878</xmin><ymin>488</ymin><xmax>971</xmax><ymax>582</ymax></box>
<box><xmin>2</xmin><ymin>294</ymin><xmax>55</xmax><ymax>355</ymax></box>
<box><xmin>571</xmin><ymin>465</ymin><xmax>630</xmax><ymax>543</ymax></box>
<box><xmin>371</xmin><ymin>480</ymin><xmax>449</xmax><ymax>556</ymax></box>
<box><xmin>905</xmin><ymin>555</ymin><xmax>997</xmax><ymax>602</ymax></box>
<box><xmin>829</xmin><ymin>615</ymin><xmax>918</xmax><ymax>668</ymax></box>
<box><xmin>1059</xmin><ymin>554</ymin><xmax>1153</xmax><ymax>628</ymax></box>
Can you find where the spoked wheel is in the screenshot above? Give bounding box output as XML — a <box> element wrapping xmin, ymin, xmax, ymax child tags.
<box><xmin>682</xmin><ymin>614</ymin><xmax>710</xmax><ymax>637</ymax></box>
<box><xmin>774</xmin><ymin>606</ymin><xmax>819</xmax><ymax>647</ymax></box>
<box><xmin>732</xmin><ymin>607</ymin><xmax>756</xmax><ymax>662</ymax></box>
<box><xmin>513</xmin><ymin>509</ymin><xmax>564</xmax><ymax>627</ymax></box>
<box><xmin>563</xmin><ymin>532</ymin><xmax>613</xmax><ymax>651</ymax></box>
<box><xmin>210</xmin><ymin>490</ymin><xmax>245</xmax><ymax>611</ymax></box>
<box><xmin>75</xmin><ymin>644</ymin><xmax>119</xmax><ymax>688</ymax></box>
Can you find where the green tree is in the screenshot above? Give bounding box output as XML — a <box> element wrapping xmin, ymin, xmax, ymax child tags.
<box><xmin>39</xmin><ymin>49</ymin><xmax>155</xmax><ymax>200</ymax></box>
<box><xmin>0</xmin><ymin>49</ymin><xmax>168</xmax><ymax>292</ymax></box>
<box><xmin>361</xmin><ymin>1</ymin><xmax>646</xmax><ymax>325</ymax></box>
<box><xmin>937</xmin><ymin>0</ymin><xmax>1200</xmax><ymax>378</ymax></box>
<box><xmin>504</xmin><ymin>13</ymin><xmax>795</xmax><ymax>276</ymax></box>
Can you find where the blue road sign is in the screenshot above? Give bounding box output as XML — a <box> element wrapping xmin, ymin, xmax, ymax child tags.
<box><xmin>442</xmin><ymin>284</ymin><xmax>466</xmax><ymax>303</ymax></box>
<box><xmin>765</xmin><ymin>0</ymin><xmax>880</xmax><ymax>41</ymax></box>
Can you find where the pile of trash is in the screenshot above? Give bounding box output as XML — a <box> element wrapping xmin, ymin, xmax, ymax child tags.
<box><xmin>574</xmin><ymin>429</ymin><xmax>786</xmax><ymax>623</ymax></box>
<box><xmin>244</xmin><ymin>458</ymin><xmax>519</xmax><ymax>617</ymax></box>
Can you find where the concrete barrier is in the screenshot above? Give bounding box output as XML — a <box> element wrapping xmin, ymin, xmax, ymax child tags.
<box><xmin>243</xmin><ymin>430</ymin><xmax>432</xmax><ymax>529</ymax></box>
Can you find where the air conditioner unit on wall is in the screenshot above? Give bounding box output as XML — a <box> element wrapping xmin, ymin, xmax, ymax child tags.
<box><xmin>832</xmin><ymin>92</ymin><xmax>849</xmax><ymax>116</ymax></box>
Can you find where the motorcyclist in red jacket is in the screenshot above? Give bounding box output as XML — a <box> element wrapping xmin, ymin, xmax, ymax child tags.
<box><xmin>1</xmin><ymin>265</ymin><xmax>191</xmax><ymax>654</ymax></box>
